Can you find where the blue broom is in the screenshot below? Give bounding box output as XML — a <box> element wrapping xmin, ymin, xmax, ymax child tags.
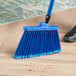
<box><xmin>14</xmin><ymin>0</ymin><xmax>61</xmax><ymax>59</ymax></box>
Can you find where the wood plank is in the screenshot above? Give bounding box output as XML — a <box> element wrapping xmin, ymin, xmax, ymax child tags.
<box><xmin>0</xmin><ymin>8</ymin><xmax>76</xmax><ymax>76</ymax></box>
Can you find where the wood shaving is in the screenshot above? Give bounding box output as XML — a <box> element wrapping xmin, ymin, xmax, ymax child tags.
<box><xmin>27</xmin><ymin>69</ymin><xmax>32</xmax><ymax>71</ymax></box>
<box><xmin>41</xmin><ymin>74</ymin><xmax>44</xmax><ymax>76</ymax></box>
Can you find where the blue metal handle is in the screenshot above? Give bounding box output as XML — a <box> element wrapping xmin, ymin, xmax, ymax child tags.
<box><xmin>47</xmin><ymin>0</ymin><xmax>55</xmax><ymax>16</ymax></box>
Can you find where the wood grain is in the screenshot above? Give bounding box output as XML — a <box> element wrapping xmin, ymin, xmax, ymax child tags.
<box><xmin>0</xmin><ymin>8</ymin><xmax>76</xmax><ymax>76</ymax></box>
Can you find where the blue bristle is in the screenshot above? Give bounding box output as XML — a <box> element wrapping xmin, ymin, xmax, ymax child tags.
<box><xmin>14</xmin><ymin>27</ymin><xmax>61</xmax><ymax>59</ymax></box>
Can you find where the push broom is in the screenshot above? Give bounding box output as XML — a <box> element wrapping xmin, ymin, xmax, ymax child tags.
<box><xmin>14</xmin><ymin>0</ymin><xmax>61</xmax><ymax>59</ymax></box>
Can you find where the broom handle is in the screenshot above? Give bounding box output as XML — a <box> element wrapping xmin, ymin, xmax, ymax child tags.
<box><xmin>45</xmin><ymin>0</ymin><xmax>55</xmax><ymax>23</ymax></box>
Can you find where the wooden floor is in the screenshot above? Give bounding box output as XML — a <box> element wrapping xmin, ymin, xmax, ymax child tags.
<box><xmin>0</xmin><ymin>8</ymin><xmax>76</xmax><ymax>76</ymax></box>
